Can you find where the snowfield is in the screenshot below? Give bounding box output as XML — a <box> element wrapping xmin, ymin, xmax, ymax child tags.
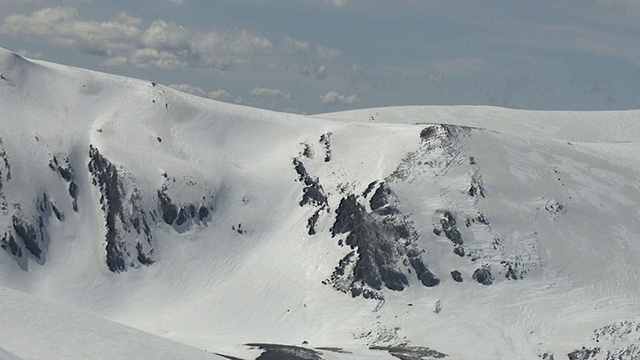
<box><xmin>1</xmin><ymin>47</ymin><xmax>640</xmax><ymax>359</ymax></box>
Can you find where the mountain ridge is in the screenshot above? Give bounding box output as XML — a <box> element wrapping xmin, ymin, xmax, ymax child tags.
<box><xmin>1</xmin><ymin>47</ymin><xmax>640</xmax><ymax>359</ymax></box>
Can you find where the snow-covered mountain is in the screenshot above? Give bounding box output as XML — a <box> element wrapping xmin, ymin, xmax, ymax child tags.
<box><xmin>1</xmin><ymin>46</ymin><xmax>640</xmax><ymax>359</ymax></box>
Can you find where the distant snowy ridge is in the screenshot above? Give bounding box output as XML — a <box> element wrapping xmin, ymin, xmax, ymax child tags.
<box><xmin>1</xmin><ymin>46</ymin><xmax>640</xmax><ymax>359</ymax></box>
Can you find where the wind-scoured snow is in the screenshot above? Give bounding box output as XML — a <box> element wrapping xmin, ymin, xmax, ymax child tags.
<box><xmin>1</xmin><ymin>46</ymin><xmax>640</xmax><ymax>359</ymax></box>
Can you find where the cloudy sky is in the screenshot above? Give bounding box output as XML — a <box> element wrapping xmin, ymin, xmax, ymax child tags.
<box><xmin>1</xmin><ymin>0</ymin><xmax>639</xmax><ymax>114</ymax></box>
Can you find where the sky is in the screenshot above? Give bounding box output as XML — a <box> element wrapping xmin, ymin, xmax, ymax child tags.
<box><xmin>0</xmin><ymin>0</ymin><xmax>639</xmax><ymax>114</ymax></box>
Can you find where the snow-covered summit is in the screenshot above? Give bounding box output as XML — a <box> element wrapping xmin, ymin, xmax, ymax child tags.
<box><xmin>1</xmin><ymin>47</ymin><xmax>640</xmax><ymax>359</ymax></box>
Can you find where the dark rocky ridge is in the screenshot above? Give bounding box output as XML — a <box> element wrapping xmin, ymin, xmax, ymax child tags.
<box><xmin>88</xmin><ymin>145</ymin><xmax>154</xmax><ymax>272</ymax></box>
<box><xmin>88</xmin><ymin>148</ymin><xmax>215</xmax><ymax>272</ymax></box>
<box><xmin>2</xmin><ymin>138</ymin><xmax>216</xmax><ymax>272</ymax></box>
<box><xmin>49</xmin><ymin>153</ymin><xmax>79</xmax><ymax>212</ymax></box>
<box><xmin>370</xmin><ymin>345</ymin><xmax>448</xmax><ymax>360</ymax></box>
<box><xmin>156</xmin><ymin>181</ymin><xmax>212</xmax><ymax>230</ymax></box>
<box><xmin>246</xmin><ymin>343</ymin><xmax>323</xmax><ymax>360</ymax></box>
<box><xmin>0</xmin><ymin>137</ymin><xmax>10</xmax><ymax>213</ymax></box>
<box><xmin>293</xmin><ymin>157</ymin><xmax>328</xmax><ymax>236</ymax></box>
<box><xmin>319</xmin><ymin>132</ymin><xmax>332</xmax><ymax>162</ymax></box>
<box><xmin>319</xmin><ymin>125</ymin><xmax>484</xmax><ymax>298</ymax></box>
<box><xmin>326</xmin><ymin>182</ymin><xmax>438</xmax><ymax>299</ymax></box>
<box><xmin>0</xmin><ymin>137</ymin><xmax>10</xmax><ymax>193</ymax></box>
<box><xmin>0</xmin><ymin>140</ymin><xmax>52</xmax><ymax>266</ymax></box>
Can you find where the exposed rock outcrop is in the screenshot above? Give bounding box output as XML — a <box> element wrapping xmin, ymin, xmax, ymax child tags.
<box><xmin>326</xmin><ymin>183</ymin><xmax>437</xmax><ymax>299</ymax></box>
<box><xmin>88</xmin><ymin>146</ymin><xmax>154</xmax><ymax>272</ymax></box>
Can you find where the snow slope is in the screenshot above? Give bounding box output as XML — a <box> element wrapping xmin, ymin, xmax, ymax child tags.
<box><xmin>1</xmin><ymin>46</ymin><xmax>640</xmax><ymax>359</ymax></box>
<box><xmin>0</xmin><ymin>286</ymin><xmax>224</xmax><ymax>360</ymax></box>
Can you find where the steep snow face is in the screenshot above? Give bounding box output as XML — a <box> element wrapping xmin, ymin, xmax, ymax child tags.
<box><xmin>1</xmin><ymin>47</ymin><xmax>640</xmax><ymax>359</ymax></box>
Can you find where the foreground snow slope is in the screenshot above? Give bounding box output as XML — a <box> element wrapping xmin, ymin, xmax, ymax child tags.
<box><xmin>1</xmin><ymin>47</ymin><xmax>640</xmax><ymax>359</ymax></box>
<box><xmin>0</xmin><ymin>286</ymin><xmax>225</xmax><ymax>360</ymax></box>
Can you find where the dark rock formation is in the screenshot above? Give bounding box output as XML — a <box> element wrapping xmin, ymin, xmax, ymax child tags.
<box><xmin>451</xmin><ymin>270</ymin><xmax>463</xmax><ymax>282</ymax></box>
<box><xmin>293</xmin><ymin>159</ymin><xmax>327</xmax><ymax>208</ymax></box>
<box><xmin>88</xmin><ymin>145</ymin><xmax>154</xmax><ymax>272</ymax></box>
<box><xmin>502</xmin><ymin>260</ymin><xmax>527</xmax><ymax>280</ymax></box>
<box><xmin>0</xmin><ymin>137</ymin><xmax>11</xmax><ymax>187</ymax></box>
<box><xmin>370</xmin><ymin>182</ymin><xmax>399</xmax><ymax>216</ymax></box>
<box><xmin>158</xmin><ymin>189</ymin><xmax>178</xmax><ymax>224</ymax></box>
<box><xmin>419</xmin><ymin>269</ymin><xmax>441</xmax><ymax>287</ymax></box>
<box><xmin>292</xmin><ymin>158</ymin><xmax>328</xmax><ymax>235</ymax></box>
<box><xmin>567</xmin><ymin>347</ymin><xmax>600</xmax><ymax>360</ymax></box>
<box><xmin>0</xmin><ymin>233</ymin><xmax>21</xmax><ymax>257</ymax></box>
<box><xmin>49</xmin><ymin>154</ymin><xmax>79</xmax><ymax>211</ymax></box>
<box><xmin>0</xmin><ymin>137</ymin><xmax>10</xmax><ymax>213</ymax></box>
<box><xmin>434</xmin><ymin>211</ymin><xmax>463</xmax><ymax>246</ymax></box>
<box><xmin>327</xmin><ymin>184</ymin><xmax>437</xmax><ymax>298</ymax></box>
<box><xmin>246</xmin><ymin>343</ymin><xmax>323</xmax><ymax>360</ymax></box>
<box><xmin>156</xmin><ymin>179</ymin><xmax>213</xmax><ymax>231</ymax></box>
<box><xmin>12</xmin><ymin>215</ymin><xmax>42</xmax><ymax>259</ymax></box>
<box><xmin>370</xmin><ymin>345</ymin><xmax>448</xmax><ymax>360</ymax></box>
<box><xmin>362</xmin><ymin>181</ymin><xmax>378</xmax><ymax>198</ymax></box>
<box><xmin>0</xmin><ymin>189</ymin><xmax>52</xmax><ymax>264</ymax></box>
<box><xmin>472</xmin><ymin>266</ymin><xmax>494</xmax><ymax>286</ymax></box>
<box><xmin>319</xmin><ymin>132</ymin><xmax>332</xmax><ymax>162</ymax></box>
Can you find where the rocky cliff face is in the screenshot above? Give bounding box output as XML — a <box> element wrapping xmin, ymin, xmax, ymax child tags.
<box><xmin>88</xmin><ymin>146</ymin><xmax>215</xmax><ymax>272</ymax></box>
<box><xmin>0</xmin><ymin>121</ymin><xmax>541</xmax><ymax>293</ymax></box>
<box><xmin>292</xmin><ymin>123</ymin><xmax>543</xmax><ymax>299</ymax></box>
<box><xmin>0</xmin><ymin>137</ymin><xmax>216</xmax><ymax>273</ymax></box>
<box><xmin>88</xmin><ymin>146</ymin><xmax>155</xmax><ymax>272</ymax></box>
<box><xmin>0</xmin><ymin>138</ymin><xmax>51</xmax><ymax>269</ymax></box>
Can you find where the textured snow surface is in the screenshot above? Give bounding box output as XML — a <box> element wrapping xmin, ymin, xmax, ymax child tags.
<box><xmin>0</xmin><ymin>286</ymin><xmax>224</xmax><ymax>360</ymax></box>
<box><xmin>1</xmin><ymin>47</ymin><xmax>640</xmax><ymax>359</ymax></box>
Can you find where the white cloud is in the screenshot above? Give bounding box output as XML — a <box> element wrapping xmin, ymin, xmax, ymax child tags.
<box><xmin>282</xmin><ymin>36</ymin><xmax>309</xmax><ymax>52</ymax></box>
<box><xmin>319</xmin><ymin>91</ymin><xmax>360</xmax><ymax>105</ymax></box>
<box><xmin>1</xmin><ymin>7</ymin><xmax>274</xmax><ymax>71</ymax></box>
<box><xmin>142</xmin><ymin>20</ymin><xmax>190</xmax><ymax>51</ymax></box>
<box><xmin>316</xmin><ymin>46</ymin><xmax>342</xmax><ymax>61</ymax></box>
<box><xmin>169</xmin><ymin>83</ymin><xmax>207</xmax><ymax>97</ymax></box>
<box><xmin>1</xmin><ymin>7</ymin><xmax>141</xmax><ymax>56</ymax></box>
<box><xmin>115</xmin><ymin>12</ymin><xmax>143</xmax><ymax>27</ymax></box>
<box><xmin>300</xmin><ymin>64</ymin><xmax>328</xmax><ymax>79</ymax></box>
<box><xmin>169</xmin><ymin>84</ymin><xmax>236</xmax><ymax>103</ymax></box>
<box><xmin>168</xmin><ymin>0</ymin><xmax>188</xmax><ymax>4</ymax></box>
<box><xmin>130</xmin><ymin>48</ymin><xmax>186</xmax><ymax>69</ymax></box>
<box><xmin>16</xmin><ymin>49</ymin><xmax>43</xmax><ymax>58</ymax></box>
<box><xmin>101</xmin><ymin>56</ymin><xmax>128</xmax><ymax>67</ymax></box>
<box><xmin>207</xmin><ymin>89</ymin><xmax>232</xmax><ymax>101</ymax></box>
<box><xmin>250</xmin><ymin>87</ymin><xmax>292</xmax><ymax>99</ymax></box>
